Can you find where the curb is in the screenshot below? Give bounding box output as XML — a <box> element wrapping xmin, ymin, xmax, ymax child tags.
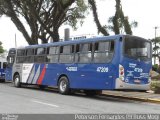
<box><xmin>101</xmin><ymin>93</ymin><xmax>160</xmax><ymax>104</ymax></box>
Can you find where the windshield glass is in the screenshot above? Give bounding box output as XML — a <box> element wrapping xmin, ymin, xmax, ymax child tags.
<box><xmin>124</xmin><ymin>36</ymin><xmax>151</xmax><ymax>60</ymax></box>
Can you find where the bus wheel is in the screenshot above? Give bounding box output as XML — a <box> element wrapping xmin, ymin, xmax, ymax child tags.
<box><xmin>84</xmin><ymin>90</ymin><xmax>102</xmax><ymax>96</ymax></box>
<box><xmin>14</xmin><ymin>74</ymin><xmax>21</xmax><ymax>88</ymax></box>
<box><xmin>58</xmin><ymin>76</ymin><xmax>70</xmax><ymax>95</ymax></box>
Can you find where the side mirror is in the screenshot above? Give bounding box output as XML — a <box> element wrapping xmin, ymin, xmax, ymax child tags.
<box><xmin>119</xmin><ymin>37</ymin><xmax>123</xmax><ymax>42</ymax></box>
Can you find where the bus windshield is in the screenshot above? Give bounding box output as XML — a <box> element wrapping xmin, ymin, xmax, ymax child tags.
<box><xmin>124</xmin><ymin>36</ymin><xmax>151</xmax><ymax>61</ymax></box>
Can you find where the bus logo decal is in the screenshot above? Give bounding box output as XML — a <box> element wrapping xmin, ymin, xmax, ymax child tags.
<box><xmin>66</xmin><ymin>67</ymin><xmax>77</xmax><ymax>71</ymax></box>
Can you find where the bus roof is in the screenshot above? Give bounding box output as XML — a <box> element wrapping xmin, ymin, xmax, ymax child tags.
<box><xmin>16</xmin><ymin>35</ymin><xmax>148</xmax><ymax>49</ymax></box>
<box><xmin>20</xmin><ymin>35</ymin><xmax>121</xmax><ymax>49</ymax></box>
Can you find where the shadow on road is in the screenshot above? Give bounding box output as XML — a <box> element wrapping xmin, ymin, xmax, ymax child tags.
<box><xmin>1</xmin><ymin>82</ymin><xmax>139</xmax><ymax>104</ymax></box>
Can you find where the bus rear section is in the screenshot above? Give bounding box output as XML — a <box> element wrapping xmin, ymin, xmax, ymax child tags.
<box><xmin>115</xmin><ymin>35</ymin><xmax>152</xmax><ymax>91</ymax></box>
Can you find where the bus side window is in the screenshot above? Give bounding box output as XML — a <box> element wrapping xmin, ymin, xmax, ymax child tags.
<box><xmin>26</xmin><ymin>49</ymin><xmax>34</xmax><ymax>63</ymax></box>
<box><xmin>16</xmin><ymin>49</ymin><xmax>26</xmax><ymax>63</ymax></box>
<box><xmin>93</xmin><ymin>41</ymin><xmax>114</xmax><ymax>63</ymax></box>
<box><xmin>110</xmin><ymin>41</ymin><xmax>114</xmax><ymax>52</ymax></box>
<box><xmin>26</xmin><ymin>49</ymin><xmax>34</xmax><ymax>55</ymax></box>
<box><xmin>35</xmin><ymin>48</ymin><xmax>46</xmax><ymax>63</ymax></box>
<box><xmin>95</xmin><ymin>42</ymin><xmax>99</xmax><ymax>51</ymax></box>
<box><xmin>75</xmin><ymin>44</ymin><xmax>80</xmax><ymax>62</ymax></box>
<box><xmin>36</xmin><ymin>48</ymin><xmax>46</xmax><ymax>55</ymax></box>
<box><xmin>59</xmin><ymin>45</ymin><xmax>74</xmax><ymax>63</ymax></box>
<box><xmin>60</xmin><ymin>46</ymin><xmax>63</xmax><ymax>54</ymax></box>
<box><xmin>46</xmin><ymin>46</ymin><xmax>59</xmax><ymax>63</ymax></box>
<box><xmin>79</xmin><ymin>43</ymin><xmax>92</xmax><ymax>63</ymax></box>
<box><xmin>46</xmin><ymin>47</ymin><xmax>49</xmax><ymax>54</ymax></box>
<box><xmin>76</xmin><ymin>44</ymin><xmax>80</xmax><ymax>53</ymax></box>
<box><xmin>71</xmin><ymin>45</ymin><xmax>74</xmax><ymax>53</ymax></box>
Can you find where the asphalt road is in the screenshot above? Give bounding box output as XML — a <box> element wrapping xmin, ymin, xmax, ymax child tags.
<box><xmin>0</xmin><ymin>82</ymin><xmax>160</xmax><ymax>114</ymax></box>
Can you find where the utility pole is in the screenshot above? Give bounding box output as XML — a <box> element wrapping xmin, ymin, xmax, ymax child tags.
<box><xmin>154</xmin><ymin>26</ymin><xmax>159</xmax><ymax>65</ymax></box>
<box><xmin>15</xmin><ymin>33</ymin><xmax>17</xmax><ymax>48</ymax></box>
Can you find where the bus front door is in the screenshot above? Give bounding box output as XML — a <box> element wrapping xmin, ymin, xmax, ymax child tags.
<box><xmin>5</xmin><ymin>64</ymin><xmax>12</xmax><ymax>81</ymax></box>
<box><xmin>5</xmin><ymin>56</ymin><xmax>15</xmax><ymax>81</ymax></box>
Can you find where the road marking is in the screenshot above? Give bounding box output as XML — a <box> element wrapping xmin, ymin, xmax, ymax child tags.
<box><xmin>31</xmin><ymin>99</ymin><xmax>59</xmax><ymax>108</ymax></box>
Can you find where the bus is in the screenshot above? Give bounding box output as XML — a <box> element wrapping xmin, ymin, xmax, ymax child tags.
<box><xmin>5</xmin><ymin>48</ymin><xmax>16</xmax><ymax>81</ymax></box>
<box><xmin>8</xmin><ymin>35</ymin><xmax>152</xmax><ymax>95</ymax></box>
<box><xmin>0</xmin><ymin>57</ymin><xmax>7</xmax><ymax>82</ymax></box>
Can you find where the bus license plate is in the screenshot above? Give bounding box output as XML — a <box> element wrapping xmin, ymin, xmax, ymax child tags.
<box><xmin>134</xmin><ymin>79</ymin><xmax>141</xmax><ymax>84</ymax></box>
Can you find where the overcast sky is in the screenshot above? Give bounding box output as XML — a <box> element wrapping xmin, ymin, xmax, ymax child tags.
<box><xmin>0</xmin><ymin>0</ymin><xmax>160</xmax><ymax>50</ymax></box>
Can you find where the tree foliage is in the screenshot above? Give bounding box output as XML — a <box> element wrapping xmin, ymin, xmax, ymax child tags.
<box><xmin>151</xmin><ymin>37</ymin><xmax>160</xmax><ymax>64</ymax></box>
<box><xmin>0</xmin><ymin>41</ymin><xmax>5</xmax><ymax>53</ymax></box>
<box><xmin>107</xmin><ymin>0</ymin><xmax>138</xmax><ymax>35</ymax></box>
<box><xmin>0</xmin><ymin>0</ymin><xmax>88</xmax><ymax>44</ymax></box>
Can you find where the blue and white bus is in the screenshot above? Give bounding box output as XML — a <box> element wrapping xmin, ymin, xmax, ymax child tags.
<box><xmin>9</xmin><ymin>35</ymin><xmax>152</xmax><ymax>95</ymax></box>
<box><xmin>0</xmin><ymin>57</ymin><xmax>7</xmax><ymax>82</ymax></box>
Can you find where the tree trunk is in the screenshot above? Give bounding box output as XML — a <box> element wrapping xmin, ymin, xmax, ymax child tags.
<box><xmin>5</xmin><ymin>0</ymin><xmax>35</xmax><ymax>45</ymax></box>
<box><xmin>52</xmin><ymin>29</ymin><xmax>59</xmax><ymax>42</ymax></box>
<box><xmin>31</xmin><ymin>32</ymin><xmax>38</xmax><ymax>44</ymax></box>
<box><xmin>88</xmin><ymin>0</ymin><xmax>109</xmax><ymax>36</ymax></box>
<box><xmin>11</xmin><ymin>16</ymin><xmax>34</xmax><ymax>45</ymax></box>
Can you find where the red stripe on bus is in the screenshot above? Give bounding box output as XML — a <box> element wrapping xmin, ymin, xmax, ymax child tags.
<box><xmin>37</xmin><ymin>65</ymin><xmax>46</xmax><ymax>85</ymax></box>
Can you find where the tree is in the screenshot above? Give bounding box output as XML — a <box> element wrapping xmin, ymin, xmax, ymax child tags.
<box><xmin>0</xmin><ymin>0</ymin><xmax>88</xmax><ymax>44</ymax></box>
<box><xmin>88</xmin><ymin>0</ymin><xmax>109</xmax><ymax>36</ymax></box>
<box><xmin>0</xmin><ymin>41</ymin><xmax>5</xmax><ymax>53</ymax></box>
<box><xmin>88</xmin><ymin>0</ymin><xmax>137</xmax><ymax>36</ymax></box>
<box><xmin>151</xmin><ymin>37</ymin><xmax>160</xmax><ymax>65</ymax></box>
<box><xmin>107</xmin><ymin>0</ymin><xmax>138</xmax><ymax>35</ymax></box>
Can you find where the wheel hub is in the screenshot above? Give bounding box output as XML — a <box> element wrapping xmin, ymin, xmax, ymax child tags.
<box><xmin>60</xmin><ymin>81</ymin><xmax>67</xmax><ymax>92</ymax></box>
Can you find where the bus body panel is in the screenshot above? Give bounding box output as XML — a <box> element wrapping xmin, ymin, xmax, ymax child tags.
<box><xmin>63</xmin><ymin>63</ymin><xmax>117</xmax><ymax>90</ymax></box>
<box><xmin>15</xmin><ymin>62</ymin><xmax>117</xmax><ymax>90</ymax></box>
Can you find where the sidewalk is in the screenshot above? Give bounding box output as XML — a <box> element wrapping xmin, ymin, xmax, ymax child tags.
<box><xmin>102</xmin><ymin>90</ymin><xmax>160</xmax><ymax>104</ymax></box>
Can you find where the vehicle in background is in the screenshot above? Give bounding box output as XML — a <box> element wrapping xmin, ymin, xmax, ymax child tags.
<box><xmin>0</xmin><ymin>58</ymin><xmax>7</xmax><ymax>82</ymax></box>
<box><xmin>5</xmin><ymin>48</ymin><xmax>16</xmax><ymax>81</ymax></box>
<box><xmin>8</xmin><ymin>35</ymin><xmax>152</xmax><ymax>95</ymax></box>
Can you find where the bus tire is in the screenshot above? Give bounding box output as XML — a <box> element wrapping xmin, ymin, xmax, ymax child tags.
<box><xmin>58</xmin><ymin>76</ymin><xmax>70</xmax><ymax>95</ymax></box>
<box><xmin>14</xmin><ymin>74</ymin><xmax>21</xmax><ymax>88</ymax></box>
